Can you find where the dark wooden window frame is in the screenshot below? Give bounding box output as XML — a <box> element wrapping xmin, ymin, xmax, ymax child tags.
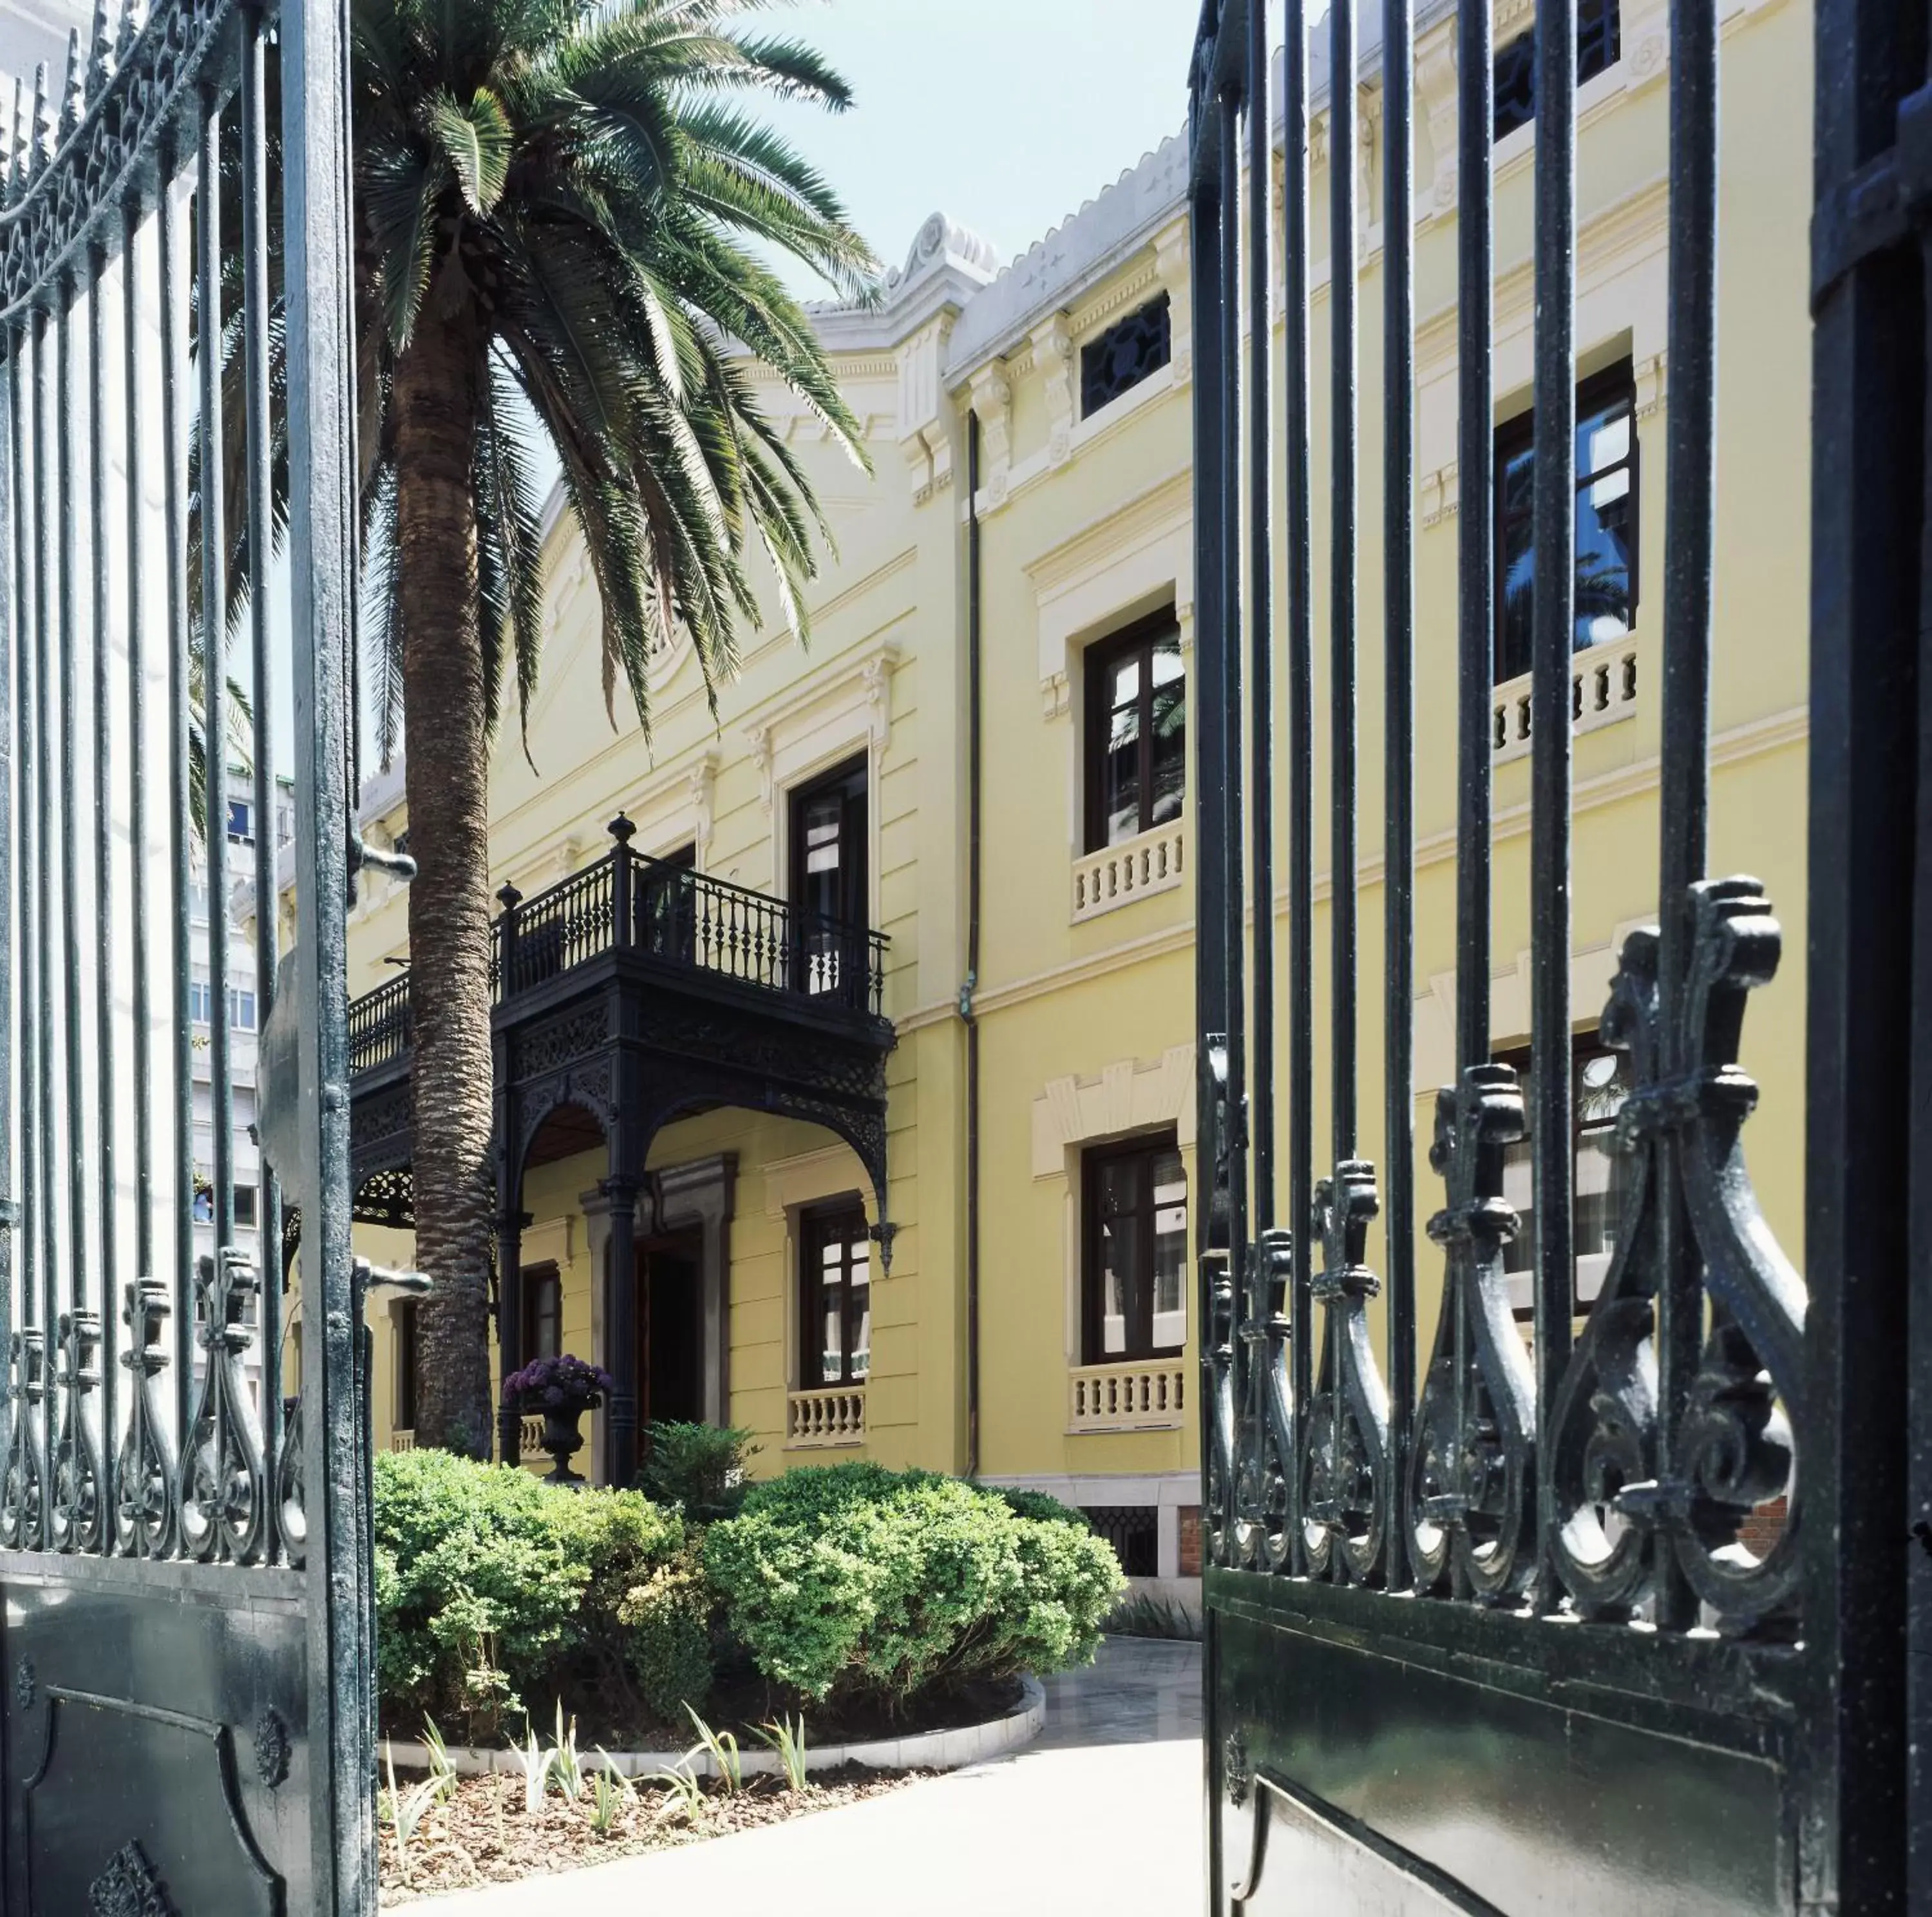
<box><xmin>1493</xmin><ymin>356</ymin><xmax>1640</xmax><ymax>685</ymax></box>
<box><xmin>798</xmin><ymin>1197</ymin><xmax>871</xmax><ymax>1389</ymax></box>
<box><xmin>395</xmin><ymin>1299</ymin><xmax>419</xmax><ymax>1432</ymax></box>
<box><xmin>1081</xmin><ymin>1128</ymin><xmax>1189</xmax><ymax>1364</ymax></box>
<box><xmin>1083</xmin><ymin>607</ymin><xmax>1186</xmax><ymax>854</ymax></box>
<box><xmin>1493</xmin><ymin>0</ymin><xmax>1622</xmax><ymax>141</ymax></box>
<box><xmin>1494</xmin><ymin>1031</ymin><xmax>1634</xmax><ymax>1320</ymax></box>
<box><xmin>522</xmin><ymin>1261</ymin><xmax>562</xmax><ymax>1364</ymax></box>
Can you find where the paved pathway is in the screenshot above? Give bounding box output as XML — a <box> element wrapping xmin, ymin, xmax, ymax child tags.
<box><xmin>404</xmin><ymin>1637</ymin><xmax>1204</xmax><ymax>1917</ymax></box>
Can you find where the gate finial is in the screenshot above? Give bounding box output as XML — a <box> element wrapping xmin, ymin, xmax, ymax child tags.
<box><xmin>59</xmin><ymin>28</ymin><xmax>80</xmax><ymax>136</ymax></box>
<box><xmin>86</xmin><ymin>0</ymin><xmax>113</xmax><ymax>99</ymax></box>
<box><xmin>29</xmin><ymin>64</ymin><xmax>49</xmax><ymax>176</ymax></box>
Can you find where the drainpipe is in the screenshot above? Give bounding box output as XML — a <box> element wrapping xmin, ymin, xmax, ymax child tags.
<box><xmin>963</xmin><ymin>410</ymin><xmax>983</xmax><ymax>1479</ymax></box>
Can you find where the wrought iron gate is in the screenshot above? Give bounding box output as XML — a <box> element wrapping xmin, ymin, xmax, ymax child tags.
<box><xmin>0</xmin><ymin>0</ymin><xmax>375</xmax><ymax>1905</ymax></box>
<box><xmin>1191</xmin><ymin>0</ymin><xmax>1923</xmax><ymax>1909</ymax></box>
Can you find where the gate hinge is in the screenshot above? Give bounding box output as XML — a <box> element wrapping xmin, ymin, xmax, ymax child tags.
<box><xmin>1812</xmin><ymin>80</ymin><xmax>1932</xmax><ymax>309</ymax></box>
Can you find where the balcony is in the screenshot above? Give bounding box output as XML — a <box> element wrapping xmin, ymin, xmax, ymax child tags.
<box><xmin>348</xmin><ymin>825</ymin><xmax>889</xmax><ymax>1081</ymax></box>
<box><xmin>344</xmin><ymin>815</ymin><xmax>896</xmax><ymax>1255</ymax></box>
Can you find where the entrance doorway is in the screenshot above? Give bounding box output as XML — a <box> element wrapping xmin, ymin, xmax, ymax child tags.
<box><xmin>636</xmin><ymin>1234</ymin><xmax>705</xmax><ymax>1427</ymax></box>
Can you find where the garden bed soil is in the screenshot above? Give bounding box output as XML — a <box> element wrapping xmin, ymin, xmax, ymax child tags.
<box><xmin>403</xmin><ymin>1673</ymin><xmax>1025</xmax><ymax>1754</ymax></box>
<box><xmin>379</xmin><ymin>1762</ymin><xmax>926</xmax><ymax>1903</ymax></box>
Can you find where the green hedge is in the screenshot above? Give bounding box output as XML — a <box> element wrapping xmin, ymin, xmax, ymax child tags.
<box><xmin>374</xmin><ymin>1448</ymin><xmax>682</xmax><ymax>1735</ymax></box>
<box><xmin>703</xmin><ymin>1464</ymin><xmax>1124</xmax><ymax>1705</ymax></box>
<box><xmin>375</xmin><ymin>1453</ymin><xmax>1126</xmax><ymax>1733</ymax></box>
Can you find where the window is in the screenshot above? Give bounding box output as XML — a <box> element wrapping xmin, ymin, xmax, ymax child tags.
<box><xmin>229</xmin><ymin>986</ymin><xmax>258</xmax><ymax>1033</ymax></box>
<box><xmin>189</xmin><ymin>880</ymin><xmax>210</xmax><ymax>924</ymax></box>
<box><xmin>275</xmin><ymin>798</ymin><xmax>294</xmax><ymax>848</ymax></box>
<box><xmin>1081</xmin><ymin>294</ymin><xmax>1172</xmax><ymax>417</ymax></box>
<box><xmin>1495</xmin><ymin>360</ymin><xmax>1638</xmax><ymax>684</ymax></box>
<box><xmin>234</xmin><ymin>1184</ymin><xmax>258</xmax><ymax>1229</ymax></box>
<box><xmin>1082</xmin><ymin>1504</ymin><xmax>1158</xmax><ymax>1577</ymax></box>
<box><xmin>191</xmin><ymin>1177</ymin><xmax>213</xmax><ymax>1224</ymax></box>
<box><xmin>638</xmin><ymin>844</ymin><xmax>697</xmax><ymax>964</ymax></box>
<box><xmin>1082</xmin><ymin>1134</ymin><xmax>1188</xmax><ymax>1362</ymax></box>
<box><xmin>789</xmin><ymin>759</ymin><xmax>867</xmax><ymax>998</ymax></box>
<box><xmin>226</xmin><ymin>797</ymin><xmax>253</xmax><ymax>844</ymax></box>
<box><xmin>1494</xmin><ymin>0</ymin><xmax>1622</xmax><ymax>141</ymax></box>
<box><xmin>189</xmin><ymin>973</ymin><xmax>213</xmax><ymax>1026</ymax></box>
<box><xmin>1497</xmin><ymin>1035</ymin><xmax>1634</xmax><ymax>1317</ymax></box>
<box><xmin>1085</xmin><ymin>612</ymin><xmax>1186</xmax><ymax>852</ymax></box>
<box><xmin>395</xmin><ymin>1300</ymin><xmax>418</xmax><ymax>1432</ymax></box>
<box><xmin>522</xmin><ymin>1263</ymin><xmax>562</xmax><ymax>1363</ymax></box>
<box><xmin>799</xmin><ymin>1200</ymin><xmax>870</xmax><ymax>1387</ymax></box>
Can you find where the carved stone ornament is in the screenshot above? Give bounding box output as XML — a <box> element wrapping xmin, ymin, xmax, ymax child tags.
<box><xmin>253</xmin><ymin>1705</ymin><xmax>290</xmax><ymax>1789</ymax></box>
<box><xmin>88</xmin><ymin>1841</ymin><xmax>178</xmax><ymax>1917</ymax></box>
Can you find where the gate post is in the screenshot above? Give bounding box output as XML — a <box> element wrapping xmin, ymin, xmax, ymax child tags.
<box><xmin>282</xmin><ymin>0</ymin><xmax>377</xmax><ymax>1895</ymax></box>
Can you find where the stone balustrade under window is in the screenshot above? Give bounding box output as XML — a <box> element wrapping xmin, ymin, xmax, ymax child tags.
<box><xmin>1491</xmin><ymin>633</ymin><xmax>1642</xmax><ymax>764</ymax></box>
<box><xmin>1067</xmin><ymin>1359</ymin><xmax>1188</xmax><ymax>1433</ymax></box>
<box><xmin>786</xmin><ymin>1386</ymin><xmax>867</xmax><ymax>1449</ymax></box>
<box><xmin>1071</xmin><ymin>819</ymin><xmax>1187</xmax><ymax>923</ymax></box>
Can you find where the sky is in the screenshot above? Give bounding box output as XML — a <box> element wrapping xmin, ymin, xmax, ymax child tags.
<box><xmin>747</xmin><ymin>1</ymin><xmax>1202</xmax><ymax>298</ymax></box>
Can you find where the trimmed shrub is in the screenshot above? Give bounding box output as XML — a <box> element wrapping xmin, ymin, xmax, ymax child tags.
<box><xmin>703</xmin><ymin>1463</ymin><xmax>1125</xmax><ymax>1706</ymax></box>
<box><xmin>618</xmin><ymin>1548</ymin><xmax>716</xmax><ymax>1722</ymax></box>
<box><xmin>374</xmin><ymin>1448</ymin><xmax>682</xmax><ymax>1737</ymax></box>
<box><xmin>636</xmin><ymin>1420</ymin><xmax>759</xmax><ymax>1521</ymax></box>
<box><xmin>990</xmin><ymin>1484</ymin><xmax>1090</xmax><ymax>1529</ymax></box>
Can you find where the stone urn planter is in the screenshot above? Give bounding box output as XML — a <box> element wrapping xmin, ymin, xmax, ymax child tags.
<box><xmin>502</xmin><ymin>1354</ymin><xmax>614</xmax><ymax>1488</ymax></box>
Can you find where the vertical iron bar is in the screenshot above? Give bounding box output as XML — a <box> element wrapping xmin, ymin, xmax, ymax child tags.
<box><xmin>1283</xmin><ymin>0</ymin><xmax>1314</xmax><ymax>1576</ymax></box>
<box><xmin>124</xmin><ymin>191</ymin><xmax>153</xmax><ymax>1371</ymax></box>
<box><xmin>1331</xmin><ymin>0</ymin><xmax>1358</xmax><ymax>1162</ymax></box>
<box><xmin>1381</xmin><ymin>0</ymin><xmax>1416</xmax><ymax>1594</ymax></box>
<box><xmin>12</xmin><ymin>303</ymin><xmax>36</xmax><ymax>1480</ymax></box>
<box><xmin>90</xmin><ymin>243</ymin><xmax>118</xmax><ymax>1552</ymax></box>
<box><xmin>1217</xmin><ymin>65</ymin><xmax>1247</xmax><ymax>1569</ymax></box>
<box><xmin>198</xmin><ymin>95</ymin><xmax>232</xmax><ymax>1250</ymax></box>
<box><xmin>1652</xmin><ymin>0</ymin><xmax>1718</xmax><ymax>1636</ymax></box>
<box><xmin>1454</xmin><ymin>0</ymin><xmax>1495</xmax><ymax>1074</ymax></box>
<box><xmin>1247</xmin><ymin>0</ymin><xmax>1274</xmax><ymax>1229</ymax></box>
<box><xmin>1452</xmin><ymin>0</ymin><xmax>1496</xmax><ymax>1600</ymax></box>
<box><xmin>1805</xmin><ymin>0</ymin><xmax>1920</xmax><ymax>1896</ymax></box>
<box><xmin>1530</xmin><ymin>0</ymin><xmax>1578</xmax><ymax>1610</ymax></box>
<box><xmin>241</xmin><ymin>0</ymin><xmax>281</xmax><ymax>1558</ymax></box>
<box><xmin>0</xmin><ymin>321</ymin><xmax>15</xmax><ymax>1486</ymax></box>
<box><xmin>57</xmin><ymin>268</ymin><xmax>85</xmax><ymax>1544</ymax></box>
<box><xmin>285</xmin><ymin>0</ymin><xmax>377</xmax><ymax>1872</ymax></box>
<box><xmin>160</xmin><ymin>138</ymin><xmax>194</xmax><ymax>1452</ymax></box>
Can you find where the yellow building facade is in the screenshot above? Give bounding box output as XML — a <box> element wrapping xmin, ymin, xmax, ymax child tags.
<box><xmin>336</xmin><ymin>0</ymin><xmax>1810</xmax><ymax>1601</ymax></box>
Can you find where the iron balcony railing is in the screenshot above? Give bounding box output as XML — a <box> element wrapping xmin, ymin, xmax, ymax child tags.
<box><xmin>347</xmin><ymin>815</ymin><xmax>889</xmax><ymax>1075</ymax></box>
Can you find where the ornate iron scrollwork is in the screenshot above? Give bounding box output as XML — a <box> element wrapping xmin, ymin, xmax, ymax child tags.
<box><xmin>50</xmin><ymin>1306</ymin><xmax>107</xmax><ymax>1552</ymax></box>
<box><xmin>1548</xmin><ymin>879</ymin><xmax>1803</xmax><ymax>1633</ymax></box>
<box><xmin>180</xmin><ymin>1251</ymin><xmax>268</xmax><ymax>1564</ymax></box>
<box><xmin>115</xmin><ymin>1279</ymin><xmax>178</xmax><ymax>1558</ymax></box>
<box><xmin>1411</xmin><ymin>1063</ymin><xmax>1537</xmax><ymax>1601</ymax></box>
<box><xmin>1233</xmin><ymin>1228</ymin><xmax>1294</xmax><ymax>1571</ymax></box>
<box><xmin>1302</xmin><ymin>1163</ymin><xmax>1390</xmax><ymax>1583</ymax></box>
<box><xmin>2</xmin><ymin>1327</ymin><xmax>48</xmax><ymax>1549</ymax></box>
<box><xmin>88</xmin><ymin>1838</ymin><xmax>178</xmax><ymax>1917</ymax></box>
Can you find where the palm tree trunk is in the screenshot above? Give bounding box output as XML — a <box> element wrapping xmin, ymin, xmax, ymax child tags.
<box><xmin>392</xmin><ymin>312</ymin><xmax>495</xmax><ymax>1458</ymax></box>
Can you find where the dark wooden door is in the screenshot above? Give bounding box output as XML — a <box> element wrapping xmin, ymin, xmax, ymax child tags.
<box><xmin>788</xmin><ymin>757</ymin><xmax>867</xmax><ymax>1000</ymax></box>
<box><xmin>636</xmin><ymin>1237</ymin><xmax>704</xmax><ymax>1428</ymax></box>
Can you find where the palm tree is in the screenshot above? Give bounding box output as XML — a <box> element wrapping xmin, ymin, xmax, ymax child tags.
<box><xmin>346</xmin><ymin>0</ymin><xmax>875</xmax><ymax>1454</ymax></box>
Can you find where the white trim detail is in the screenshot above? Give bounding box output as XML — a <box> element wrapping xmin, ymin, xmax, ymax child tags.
<box><xmin>1068</xmin><ymin>1360</ymin><xmax>1188</xmax><ymax>1434</ymax></box>
<box><xmin>1032</xmin><ymin>1044</ymin><xmax>1196</xmax><ymax>1179</ymax></box>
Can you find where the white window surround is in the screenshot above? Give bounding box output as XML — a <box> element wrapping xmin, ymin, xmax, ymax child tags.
<box><xmin>1412</xmin><ymin>930</ymin><xmax>1649</xmax><ymax>1097</ymax></box>
<box><xmin>764</xmin><ymin>1143</ymin><xmax>880</xmax><ymax>1397</ymax></box>
<box><xmin>1032</xmin><ymin>1045</ymin><xmax>1197</xmax><ymax>1389</ymax></box>
<box><xmin>620</xmin><ymin>749</ymin><xmax>718</xmax><ymax>867</ymax></box>
<box><xmin>741</xmin><ymin>637</ymin><xmax>898</xmax><ymax>908</ymax></box>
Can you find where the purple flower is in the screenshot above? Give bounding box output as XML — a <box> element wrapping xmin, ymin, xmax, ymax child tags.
<box><xmin>504</xmin><ymin>1351</ymin><xmax>612</xmax><ymax>1411</ymax></box>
